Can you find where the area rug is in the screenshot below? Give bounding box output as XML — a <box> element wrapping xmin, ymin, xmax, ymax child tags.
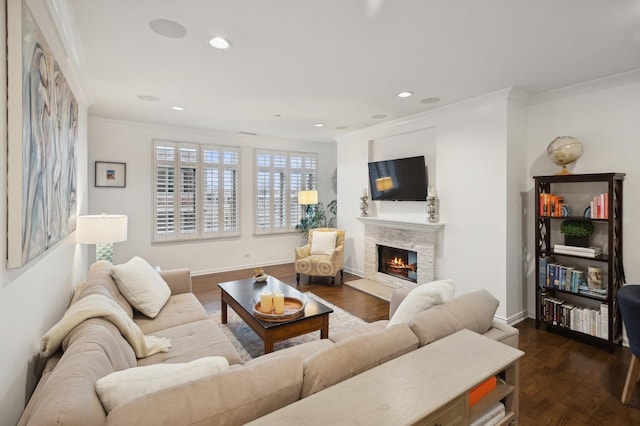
<box><xmin>344</xmin><ymin>279</ymin><xmax>394</xmax><ymax>301</ymax></box>
<box><xmin>210</xmin><ymin>292</ymin><xmax>366</xmax><ymax>362</ymax></box>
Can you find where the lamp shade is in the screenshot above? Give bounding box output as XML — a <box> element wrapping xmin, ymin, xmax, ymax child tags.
<box><xmin>77</xmin><ymin>214</ymin><xmax>128</xmax><ymax>244</ymax></box>
<box><xmin>298</xmin><ymin>190</ymin><xmax>318</xmax><ymax>205</ymax></box>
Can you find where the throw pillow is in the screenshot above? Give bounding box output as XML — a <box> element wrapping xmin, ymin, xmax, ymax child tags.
<box><xmin>95</xmin><ymin>356</ymin><xmax>230</xmax><ymax>413</ymax></box>
<box><xmin>408</xmin><ymin>289</ymin><xmax>500</xmax><ymax>347</ymax></box>
<box><xmin>310</xmin><ymin>231</ymin><xmax>337</xmax><ymax>255</ymax></box>
<box><xmin>387</xmin><ymin>279</ymin><xmax>455</xmax><ymax>327</ymax></box>
<box><xmin>111</xmin><ymin>256</ymin><xmax>171</xmax><ymax>318</ymax></box>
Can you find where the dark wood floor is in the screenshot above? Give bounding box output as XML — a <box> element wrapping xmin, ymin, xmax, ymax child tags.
<box><xmin>192</xmin><ymin>263</ymin><xmax>640</xmax><ymax>425</ymax></box>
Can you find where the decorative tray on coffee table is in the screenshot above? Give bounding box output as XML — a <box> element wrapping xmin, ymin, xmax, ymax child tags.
<box><xmin>253</xmin><ymin>297</ymin><xmax>306</xmax><ymax>322</ymax></box>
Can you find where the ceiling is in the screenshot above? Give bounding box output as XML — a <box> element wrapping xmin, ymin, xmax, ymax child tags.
<box><xmin>64</xmin><ymin>0</ymin><xmax>640</xmax><ymax>143</ymax></box>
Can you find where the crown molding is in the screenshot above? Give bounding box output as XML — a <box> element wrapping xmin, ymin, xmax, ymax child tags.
<box><xmin>530</xmin><ymin>69</ymin><xmax>640</xmax><ymax>105</ymax></box>
<box><xmin>46</xmin><ymin>0</ymin><xmax>95</xmax><ymax>106</ymax></box>
<box><xmin>337</xmin><ymin>87</ymin><xmax>528</xmax><ymax>143</ymax></box>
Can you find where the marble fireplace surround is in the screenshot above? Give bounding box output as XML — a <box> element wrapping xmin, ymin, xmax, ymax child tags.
<box><xmin>357</xmin><ymin>217</ymin><xmax>444</xmax><ymax>291</ymax></box>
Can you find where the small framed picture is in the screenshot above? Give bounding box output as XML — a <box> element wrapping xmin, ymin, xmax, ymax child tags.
<box><xmin>95</xmin><ymin>161</ymin><xmax>126</xmax><ymax>187</ymax></box>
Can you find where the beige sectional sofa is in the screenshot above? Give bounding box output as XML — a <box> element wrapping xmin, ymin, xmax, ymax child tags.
<box><xmin>18</xmin><ymin>261</ymin><xmax>519</xmax><ymax>425</ymax></box>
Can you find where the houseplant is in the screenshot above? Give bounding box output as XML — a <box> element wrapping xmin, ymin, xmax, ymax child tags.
<box><xmin>559</xmin><ymin>220</ymin><xmax>594</xmax><ymax>247</ymax></box>
<box><xmin>296</xmin><ymin>200</ymin><xmax>337</xmax><ymax>241</ymax></box>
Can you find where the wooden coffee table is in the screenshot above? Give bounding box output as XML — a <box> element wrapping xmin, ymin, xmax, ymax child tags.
<box><xmin>218</xmin><ymin>276</ymin><xmax>333</xmax><ymax>353</ymax></box>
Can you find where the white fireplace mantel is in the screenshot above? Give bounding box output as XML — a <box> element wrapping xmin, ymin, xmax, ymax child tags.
<box><xmin>356</xmin><ymin>217</ymin><xmax>444</xmax><ymax>232</ymax></box>
<box><xmin>357</xmin><ymin>216</ymin><xmax>444</xmax><ymax>290</ymax></box>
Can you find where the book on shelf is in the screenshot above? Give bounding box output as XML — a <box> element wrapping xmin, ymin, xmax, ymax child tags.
<box><xmin>539</xmin><ymin>192</ymin><xmax>566</xmax><ymax>217</ymax></box>
<box><xmin>470</xmin><ymin>401</ymin><xmax>505</xmax><ymax>426</ymax></box>
<box><xmin>553</xmin><ymin>244</ymin><xmax>603</xmax><ymax>258</ymax></box>
<box><xmin>590</xmin><ymin>193</ymin><xmax>609</xmax><ymax>219</ymax></box>
<box><xmin>541</xmin><ymin>292</ymin><xmax>608</xmax><ymax>338</ymax></box>
<box><xmin>469</xmin><ymin>376</ymin><xmax>497</xmax><ymax>408</ymax></box>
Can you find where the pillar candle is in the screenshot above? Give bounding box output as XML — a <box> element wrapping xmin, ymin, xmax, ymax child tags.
<box><xmin>274</xmin><ymin>291</ymin><xmax>285</xmax><ymax>314</ymax></box>
<box><xmin>260</xmin><ymin>291</ymin><xmax>273</xmax><ymax>314</ymax></box>
<box><xmin>428</xmin><ymin>186</ymin><xmax>438</xmax><ymax>198</ymax></box>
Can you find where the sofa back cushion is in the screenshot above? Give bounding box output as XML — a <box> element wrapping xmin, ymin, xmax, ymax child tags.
<box><xmin>301</xmin><ymin>323</ymin><xmax>419</xmax><ymax>398</ymax></box>
<box><xmin>105</xmin><ymin>355</ymin><xmax>304</xmax><ymax>425</ymax></box>
<box><xmin>408</xmin><ymin>289</ymin><xmax>499</xmax><ymax>347</ymax></box>
<box><xmin>18</xmin><ymin>319</ymin><xmax>136</xmax><ymax>426</ymax></box>
<box><xmin>71</xmin><ymin>260</ymin><xmax>133</xmax><ymax>318</ymax></box>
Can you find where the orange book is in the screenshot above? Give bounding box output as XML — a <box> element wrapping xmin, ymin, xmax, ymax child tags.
<box><xmin>469</xmin><ymin>376</ymin><xmax>497</xmax><ymax>407</ymax></box>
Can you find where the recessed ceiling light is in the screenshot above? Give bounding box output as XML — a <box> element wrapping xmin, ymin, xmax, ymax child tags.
<box><xmin>420</xmin><ymin>97</ymin><xmax>441</xmax><ymax>104</ymax></box>
<box><xmin>371</xmin><ymin>114</ymin><xmax>387</xmax><ymax>119</ymax></box>
<box><xmin>149</xmin><ymin>19</ymin><xmax>187</xmax><ymax>38</ymax></box>
<box><xmin>209</xmin><ymin>37</ymin><xmax>232</xmax><ymax>49</ymax></box>
<box><xmin>137</xmin><ymin>95</ymin><xmax>160</xmax><ymax>102</ymax></box>
<box><xmin>397</xmin><ymin>91</ymin><xmax>413</xmax><ymax>98</ymax></box>
<box><xmin>170</xmin><ymin>106</ymin><xmax>185</xmax><ymax>111</ymax></box>
<box><xmin>313</xmin><ymin>123</ymin><xmax>324</xmax><ymax>127</ymax></box>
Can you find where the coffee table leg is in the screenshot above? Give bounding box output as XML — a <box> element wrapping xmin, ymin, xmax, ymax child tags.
<box><xmin>321</xmin><ymin>314</ymin><xmax>329</xmax><ymax>339</ymax></box>
<box><xmin>221</xmin><ymin>296</ymin><xmax>228</xmax><ymax>324</ymax></box>
<box><xmin>265</xmin><ymin>335</ymin><xmax>274</xmax><ymax>354</ymax></box>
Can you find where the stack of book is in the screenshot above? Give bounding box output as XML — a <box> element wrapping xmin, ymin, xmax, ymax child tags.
<box><xmin>553</xmin><ymin>244</ymin><xmax>603</xmax><ymax>258</ymax></box>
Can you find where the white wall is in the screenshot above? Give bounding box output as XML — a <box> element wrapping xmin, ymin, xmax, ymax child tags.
<box><xmin>525</xmin><ymin>75</ymin><xmax>640</xmax><ymax>317</ymax></box>
<box><xmin>87</xmin><ymin>118</ymin><xmax>337</xmax><ymax>274</ymax></box>
<box><xmin>337</xmin><ymin>89</ymin><xmax>528</xmax><ymax>322</ymax></box>
<box><xmin>0</xmin><ymin>1</ymin><xmax>89</xmax><ymax>424</ymax></box>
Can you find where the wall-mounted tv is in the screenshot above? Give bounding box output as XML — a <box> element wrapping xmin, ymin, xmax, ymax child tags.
<box><xmin>368</xmin><ymin>155</ymin><xmax>428</xmax><ymax>201</ymax></box>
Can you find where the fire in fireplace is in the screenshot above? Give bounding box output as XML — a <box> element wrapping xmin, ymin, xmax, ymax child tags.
<box><xmin>377</xmin><ymin>244</ymin><xmax>417</xmax><ymax>283</ymax></box>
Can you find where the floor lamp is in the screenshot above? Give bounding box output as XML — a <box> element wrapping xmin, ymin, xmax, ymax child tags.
<box><xmin>77</xmin><ymin>214</ymin><xmax>128</xmax><ymax>262</ymax></box>
<box><xmin>298</xmin><ymin>190</ymin><xmax>318</xmax><ymax>218</ymax></box>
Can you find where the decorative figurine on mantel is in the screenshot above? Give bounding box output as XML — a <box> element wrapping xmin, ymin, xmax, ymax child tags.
<box><xmin>427</xmin><ymin>186</ymin><xmax>439</xmax><ymax>223</ymax></box>
<box><xmin>360</xmin><ymin>188</ymin><xmax>369</xmax><ymax>217</ymax></box>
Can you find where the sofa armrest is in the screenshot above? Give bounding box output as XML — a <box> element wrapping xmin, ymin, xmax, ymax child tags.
<box><xmin>159</xmin><ymin>269</ymin><xmax>192</xmax><ymax>295</ymax></box>
<box><xmin>484</xmin><ymin>319</ymin><xmax>520</xmax><ymax>349</ymax></box>
<box><xmin>389</xmin><ymin>287</ymin><xmax>412</xmax><ymax>319</ymax></box>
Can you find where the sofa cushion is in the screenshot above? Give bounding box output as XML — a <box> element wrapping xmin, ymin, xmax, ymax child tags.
<box><xmin>388</xmin><ymin>279</ymin><xmax>455</xmax><ymax>326</ymax></box>
<box><xmin>245</xmin><ymin>339</ymin><xmax>334</xmax><ymax>365</ymax></box>
<box><xmin>106</xmin><ymin>355</ymin><xmax>304</xmax><ymax>425</ymax></box>
<box><xmin>134</xmin><ymin>293</ymin><xmax>208</xmax><ymax>334</ymax></box>
<box><xmin>409</xmin><ymin>289</ymin><xmax>499</xmax><ymax>347</ymax></box>
<box><xmin>111</xmin><ymin>256</ymin><xmax>171</xmax><ymax>318</ymax></box>
<box><xmin>18</xmin><ymin>319</ymin><xmax>136</xmax><ymax>426</ymax></box>
<box><xmin>136</xmin><ymin>319</ymin><xmax>242</xmax><ymax>366</ymax></box>
<box><xmin>310</xmin><ymin>230</ymin><xmax>337</xmax><ymax>255</ymax></box>
<box><xmin>329</xmin><ymin>320</ymin><xmax>388</xmax><ymax>343</ymax></box>
<box><xmin>71</xmin><ymin>260</ymin><xmax>133</xmax><ymax>318</ymax></box>
<box><xmin>96</xmin><ymin>356</ymin><xmax>230</xmax><ymax>413</ymax></box>
<box><xmin>301</xmin><ymin>323</ymin><xmax>419</xmax><ymax>398</ymax></box>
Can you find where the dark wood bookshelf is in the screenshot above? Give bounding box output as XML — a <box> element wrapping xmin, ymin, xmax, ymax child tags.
<box><xmin>534</xmin><ymin>172</ymin><xmax>625</xmax><ymax>352</ymax></box>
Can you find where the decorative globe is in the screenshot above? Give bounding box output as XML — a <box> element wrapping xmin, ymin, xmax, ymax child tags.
<box><xmin>547</xmin><ymin>136</ymin><xmax>583</xmax><ymax>174</ymax></box>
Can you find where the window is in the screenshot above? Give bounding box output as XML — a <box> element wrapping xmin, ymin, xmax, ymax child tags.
<box><xmin>153</xmin><ymin>140</ymin><xmax>239</xmax><ymax>241</ymax></box>
<box><xmin>255</xmin><ymin>150</ymin><xmax>317</xmax><ymax>234</ymax></box>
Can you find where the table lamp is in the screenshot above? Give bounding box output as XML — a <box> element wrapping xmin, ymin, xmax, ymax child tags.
<box><xmin>77</xmin><ymin>214</ymin><xmax>128</xmax><ymax>262</ymax></box>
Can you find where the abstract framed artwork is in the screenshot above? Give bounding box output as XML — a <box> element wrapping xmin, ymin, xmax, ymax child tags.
<box><xmin>95</xmin><ymin>162</ymin><xmax>127</xmax><ymax>188</ymax></box>
<box><xmin>7</xmin><ymin>0</ymin><xmax>79</xmax><ymax>268</ymax></box>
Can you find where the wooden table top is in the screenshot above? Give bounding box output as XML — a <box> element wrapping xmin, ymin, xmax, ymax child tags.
<box><xmin>217</xmin><ymin>276</ymin><xmax>333</xmax><ymax>328</ymax></box>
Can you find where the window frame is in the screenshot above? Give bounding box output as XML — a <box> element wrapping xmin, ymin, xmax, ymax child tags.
<box><xmin>254</xmin><ymin>149</ymin><xmax>317</xmax><ymax>235</ymax></box>
<box><xmin>152</xmin><ymin>140</ymin><xmax>240</xmax><ymax>242</ymax></box>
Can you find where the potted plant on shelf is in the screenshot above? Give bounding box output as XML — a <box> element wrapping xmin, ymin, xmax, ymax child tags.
<box><xmin>560</xmin><ymin>220</ymin><xmax>594</xmax><ymax>248</ymax></box>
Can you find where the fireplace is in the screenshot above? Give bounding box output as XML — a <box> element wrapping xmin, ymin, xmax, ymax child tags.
<box><xmin>377</xmin><ymin>245</ymin><xmax>417</xmax><ymax>283</ymax></box>
<box><xmin>358</xmin><ymin>217</ymin><xmax>443</xmax><ymax>290</ymax></box>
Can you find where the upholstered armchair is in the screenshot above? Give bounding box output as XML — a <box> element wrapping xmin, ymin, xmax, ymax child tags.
<box><xmin>295</xmin><ymin>228</ymin><xmax>345</xmax><ymax>286</ymax></box>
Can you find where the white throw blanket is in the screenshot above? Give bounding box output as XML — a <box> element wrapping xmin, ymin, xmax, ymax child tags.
<box><xmin>41</xmin><ymin>294</ymin><xmax>172</xmax><ymax>359</ymax></box>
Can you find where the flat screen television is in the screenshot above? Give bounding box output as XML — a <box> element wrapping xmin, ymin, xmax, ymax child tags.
<box><xmin>368</xmin><ymin>156</ymin><xmax>428</xmax><ymax>201</ymax></box>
